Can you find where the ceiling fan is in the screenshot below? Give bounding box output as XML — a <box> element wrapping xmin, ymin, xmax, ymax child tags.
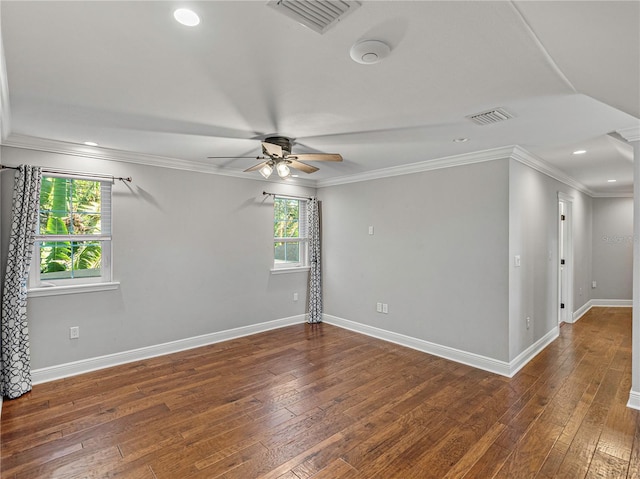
<box><xmin>209</xmin><ymin>136</ymin><xmax>342</xmax><ymax>179</ymax></box>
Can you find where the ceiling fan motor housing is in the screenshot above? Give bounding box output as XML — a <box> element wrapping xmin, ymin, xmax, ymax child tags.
<box><xmin>265</xmin><ymin>136</ymin><xmax>292</xmax><ymax>155</ymax></box>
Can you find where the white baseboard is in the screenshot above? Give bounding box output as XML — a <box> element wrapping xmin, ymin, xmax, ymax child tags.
<box><xmin>324</xmin><ymin>315</ymin><xmax>555</xmax><ymax>378</ymax></box>
<box><xmin>32</xmin><ymin>315</ymin><xmax>306</xmax><ymax>385</ymax></box>
<box><xmin>590</xmin><ymin>299</ymin><xmax>633</xmax><ymax>307</ymax></box>
<box><xmin>628</xmin><ymin>389</ymin><xmax>640</xmax><ymax>411</ymax></box>
<box><xmin>508</xmin><ymin>327</ymin><xmax>559</xmax><ymax>377</ymax></box>
<box><xmin>30</xmin><ymin>308</ymin><xmax>623</xmax><ymax>386</ymax></box>
<box><xmin>572</xmin><ymin>302</ymin><xmax>592</xmax><ymax>323</ymax></box>
<box><xmin>573</xmin><ymin>299</ymin><xmax>633</xmax><ymax>323</ymax></box>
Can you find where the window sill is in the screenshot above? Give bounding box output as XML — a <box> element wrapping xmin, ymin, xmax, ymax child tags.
<box><xmin>270</xmin><ymin>266</ymin><xmax>310</xmax><ymax>275</ymax></box>
<box><xmin>28</xmin><ymin>282</ymin><xmax>120</xmax><ymax>297</ymax></box>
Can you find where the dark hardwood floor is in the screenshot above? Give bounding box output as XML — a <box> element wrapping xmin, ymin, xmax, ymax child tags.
<box><xmin>1</xmin><ymin>307</ymin><xmax>638</xmax><ymax>478</ymax></box>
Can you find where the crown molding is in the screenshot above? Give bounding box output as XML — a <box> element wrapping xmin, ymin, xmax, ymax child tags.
<box><xmin>515</xmin><ymin>149</ymin><xmax>634</xmax><ymax>198</ymax></box>
<box><xmin>510</xmin><ymin>145</ymin><xmax>594</xmax><ymax>196</ymax></box>
<box><xmin>316</xmin><ymin>144</ymin><xmax>594</xmax><ymax>196</ymax></box>
<box><xmin>315</xmin><ymin>145</ymin><xmax>517</xmax><ymax>188</ymax></box>
<box><xmin>0</xmin><ymin>134</ymin><xmax>519</xmax><ymax>190</ymax></box>
<box><xmin>590</xmin><ymin>191</ymin><xmax>634</xmax><ymax>198</ymax></box>
<box><xmin>617</xmin><ymin>125</ymin><xmax>640</xmax><ymax>143</ymax></box>
<box><xmin>1</xmin><ymin>133</ymin><xmax>317</xmax><ymax>187</ymax></box>
<box><xmin>0</xmin><ymin>133</ymin><xmax>605</xmax><ymax>197</ymax></box>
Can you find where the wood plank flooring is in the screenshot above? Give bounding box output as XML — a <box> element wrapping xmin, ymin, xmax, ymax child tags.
<box><xmin>1</xmin><ymin>307</ymin><xmax>638</xmax><ymax>478</ymax></box>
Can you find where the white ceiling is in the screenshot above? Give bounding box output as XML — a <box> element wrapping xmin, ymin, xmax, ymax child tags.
<box><xmin>1</xmin><ymin>1</ymin><xmax>638</xmax><ymax>194</ymax></box>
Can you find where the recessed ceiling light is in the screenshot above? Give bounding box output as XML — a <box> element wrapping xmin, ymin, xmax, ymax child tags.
<box><xmin>573</xmin><ymin>150</ymin><xmax>587</xmax><ymax>155</ymax></box>
<box><xmin>83</xmin><ymin>141</ymin><xmax>98</xmax><ymax>147</ymax></box>
<box><xmin>453</xmin><ymin>138</ymin><xmax>469</xmax><ymax>143</ymax></box>
<box><xmin>607</xmin><ymin>179</ymin><xmax>617</xmax><ymax>183</ymax></box>
<box><xmin>174</xmin><ymin>8</ymin><xmax>200</xmax><ymax>27</ymax></box>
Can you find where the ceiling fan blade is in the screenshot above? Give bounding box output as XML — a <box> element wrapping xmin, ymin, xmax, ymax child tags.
<box><xmin>287</xmin><ymin>153</ymin><xmax>343</xmax><ymax>162</ymax></box>
<box><xmin>244</xmin><ymin>161</ymin><xmax>268</xmax><ymax>172</ymax></box>
<box><xmin>208</xmin><ymin>156</ymin><xmax>263</xmax><ymax>159</ymax></box>
<box><xmin>262</xmin><ymin>142</ymin><xmax>283</xmax><ymax>158</ymax></box>
<box><xmin>289</xmin><ymin>159</ymin><xmax>319</xmax><ymax>174</ymax></box>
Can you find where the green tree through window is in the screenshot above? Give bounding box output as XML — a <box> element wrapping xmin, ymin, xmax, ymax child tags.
<box><xmin>34</xmin><ymin>175</ymin><xmax>111</xmax><ymax>284</ymax></box>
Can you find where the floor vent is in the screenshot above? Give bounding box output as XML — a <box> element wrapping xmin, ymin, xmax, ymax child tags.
<box><xmin>467</xmin><ymin>108</ymin><xmax>515</xmax><ymax>126</ymax></box>
<box><xmin>267</xmin><ymin>0</ymin><xmax>361</xmax><ymax>34</ymax></box>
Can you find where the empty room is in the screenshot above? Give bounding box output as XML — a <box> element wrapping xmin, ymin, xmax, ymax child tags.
<box><xmin>1</xmin><ymin>1</ymin><xmax>639</xmax><ymax>478</ymax></box>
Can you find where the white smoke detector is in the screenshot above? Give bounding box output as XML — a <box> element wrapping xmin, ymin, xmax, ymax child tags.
<box><xmin>350</xmin><ymin>40</ymin><xmax>391</xmax><ymax>65</ymax></box>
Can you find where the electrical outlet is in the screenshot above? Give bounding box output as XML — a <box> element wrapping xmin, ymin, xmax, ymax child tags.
<box><xmin>69</xmin><ymin>326</ymin><xmax>80</xmax><ymax>339</ymax></box>
<box><xmin>368</xmin><ymin>226</ymin><xmax>374</xmax><ymax>235</ymax></box>
<box><xmin>592</xmin><ymin>281</ymin><xmax>597</xmax><ymax>289</ymax></box>
<box><xmin>293</xmin><ymin>292</ymin><xmax>298</xmax><ymax>301</ymax></box>
<box><xmin>382</xmin><ymin>303</ymin><xmax>388</xmax><ymax>314</ymax></box>
<box><xmin>376</xmin><ymin>302</ymin><xmax>382</xmax><ymax>313</ymax></box>
<box><xmin>526</xmin><ymin>317</ymin><xmax>530</xmax><ymax>330</ymax></box>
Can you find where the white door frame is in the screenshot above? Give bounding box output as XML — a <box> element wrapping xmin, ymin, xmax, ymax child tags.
<box><xmin>558</xmin><ymin>192</ymin><xmax>574</xmax><ymax>324</ymax></box>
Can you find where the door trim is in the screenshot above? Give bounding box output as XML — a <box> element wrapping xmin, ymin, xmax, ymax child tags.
<box><xmin>558</xmin><ymin>192</ymin><xmax>574</xmax><ymax>324</ymax></box>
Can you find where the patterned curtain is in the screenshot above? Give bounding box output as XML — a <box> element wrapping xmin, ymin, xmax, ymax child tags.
<box><xmin>1</xmin><ymin>165</ymin><xmax>42</xmax><ymax>399</ymax></box>
<box><xmin>307</xmin><ymin>197</ymin><xmax>322</xmax><ymax>323</ymax></box>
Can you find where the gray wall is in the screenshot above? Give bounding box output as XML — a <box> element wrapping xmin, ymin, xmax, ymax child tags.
<box><xmin>572</xmin><ymin>190</ymin><xmax>594</xmax><ymax>311</ymax></box>
<box><xmin>1</xmin><ymin>145</ymin><xmax>630</xmax><ymax>374</ymax></box>
<box><xmin>319</xmin><ymin>159</ymin><xmax>511</xmax><ymax>361</ymax></box>
<box><xmin>0</xmin><ymin>147</ymin><xmax>314</xmax><ymax>369</ymax></box>
<box><xmin>508</xmin><ymin>160</ymin><xmax>593</xmax><ymax>360</ymax></box>
<box><xmin>592</xmin><ymin>197</ymin><xmax>633</xmax><ymax>300</ymax></box>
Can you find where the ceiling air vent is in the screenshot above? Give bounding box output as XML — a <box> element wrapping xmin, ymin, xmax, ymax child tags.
<box><xmin>267</xmin><ymin>0</ymin><xmax>361</xmax><ymax>34</ymax></box>
<box><xmin>466</xmin><ymin>108</ymin><xmax>515</xmax><ymax>126</ymax></box>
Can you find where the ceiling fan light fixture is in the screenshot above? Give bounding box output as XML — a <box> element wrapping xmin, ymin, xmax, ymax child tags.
<box><xmin>276</xmin><ymin>161</ymin><xmax>291</xmax><ymax>179</ymax></box>
<box><xmin>260</xmin><ymin>163</ymin><xmax>274</xmax><ymax>179</ymax></box>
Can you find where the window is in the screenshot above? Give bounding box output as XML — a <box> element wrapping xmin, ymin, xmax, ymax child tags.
<box><xmin>273</xmin><ymin>197</ymin><xmax>308</xmax><ymax>270</ymax></box>
<box><xmin>29</xmin><ymin>174</ymin><xmax>113</xmax><ymax>290</ymax></box>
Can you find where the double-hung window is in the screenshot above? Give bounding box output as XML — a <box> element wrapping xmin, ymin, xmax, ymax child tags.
<box><xmin>273</xmin><ymin>197</ymin><xmax>308</xmax><ymax>270</ymax></box>
<box><xmin>29</xmin><ymin>174</ymin><xmax>113</xmax><ymax>291</ymax></box>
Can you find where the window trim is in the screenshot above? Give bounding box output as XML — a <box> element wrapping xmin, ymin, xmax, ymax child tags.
<box><xmin>28</xmin><ymin>281</ymin><xmax>120</xmax><ymax>297</ymax></box>
<box><xmin>28</xmin><ymin>174</ymin><xmax>114</xmax><ymax>293</ymax></box>
<box><xmin>270</xmin><ymin>266</ymin><xmax>310</xmax><ymax>275</ymax></box>
<box><xmin>272</xmin><ymin>196</ymin><xmax>309</xmax><ymax>271</ymax></box>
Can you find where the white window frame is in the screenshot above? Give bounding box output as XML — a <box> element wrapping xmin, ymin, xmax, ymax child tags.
<box><xmin>28</xmin><ymin>173</ymin><xmax>118</xmax><ymax>296</ymax></box>
<box><xmin>272</xmin><ymin>196</ymin><xmax>309</xmax><ymax>272</ymax></box>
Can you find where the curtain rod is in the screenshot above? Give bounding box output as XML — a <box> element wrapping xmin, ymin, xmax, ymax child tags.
<box><xmin>263</xmin><ymin>191</ymin><xmax>312</xmax><ymax>201</ymax></box>
<box><xmin>1</xmin><ymin>165</ymin><xmax>132</xmax><ymax>183</ymax></box>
